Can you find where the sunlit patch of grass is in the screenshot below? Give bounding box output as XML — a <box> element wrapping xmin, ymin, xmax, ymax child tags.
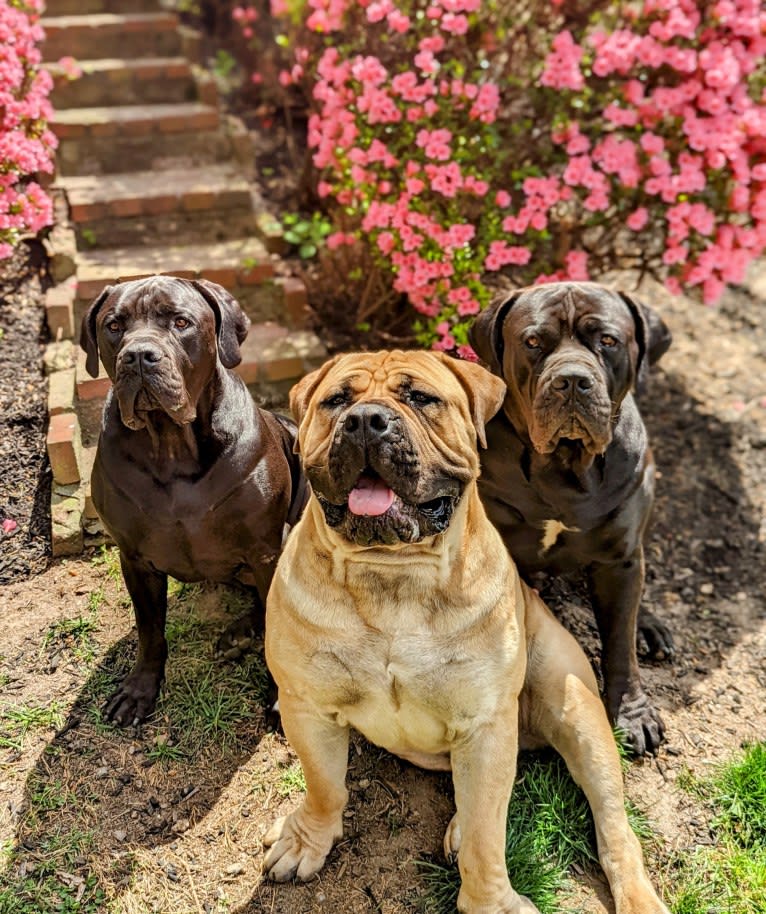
<box><xmin>420</xmin><ymin>750</ymin><xmax>649</xmax><ymax>914</ymax></box>
<box><xmin>666</xmin><ymin>742</ymin><xmax>766</xmax><ymax>914</ymax></box>
<box><xmin>0</xmin><ymin>702</ymin><xmax>65</xmax><ymax>750</ymax></box>
<box><xmin>0</xmin><ymin>828</ymin><xmax>104</xmax><ymax>914</ymax></box>
<box><xmin>89</xmin><ymin>544</ymin><xmax>122</xmax><ymax>583</ymax></box>
<box><xmin>43</xmin><ymin>614</ymin><xmax>98</xmax><ymax>664</ymax></box>
<box><xmin>276</xmin><ymin>761</ymin><xmax>306</xmax><ymax>797</ymax></box>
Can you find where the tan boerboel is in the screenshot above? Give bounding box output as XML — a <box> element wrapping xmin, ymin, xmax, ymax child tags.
<box><xmin>263</xmin><ymin>350</ymin><xmax>669</xmax><ymax>914</ymax></box>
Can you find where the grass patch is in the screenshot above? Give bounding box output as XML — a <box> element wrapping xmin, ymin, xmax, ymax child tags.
<box><xmin>0</xmin><ymin>702</ymin><xmax>65</xmax><ymax>751</ymax></box>
<box><xmin>90</xmin><ymin>544</ymin><xmax>121</xmax><ymax>583</ymax></box>
<box><xmin>0</xmin><ymin>828</ymin><xmax>105</xmax><ymax>914</ymax></box>
<box><xmin>421</xmin><ymin>753</ymin><xmax>596</xmax><ymax>913</ymax></box>
<box><xmin>276</xmin><ymin>762</ymin><xmax>307</xmax><ymax>797</ymax></box>
<box><xmin>420</xmin><ymin>751</ymin><xmax>650</xmax><ymax>913</ymax></box>
<box><xmin>43</xmin><ymin>614</ymin><xmax>98</xmax><ymax>664</ymax></box>
<box><xmin>666</xmin><ymin>741</ymin><xmax>766</xmax><ymax>914</ymax></box>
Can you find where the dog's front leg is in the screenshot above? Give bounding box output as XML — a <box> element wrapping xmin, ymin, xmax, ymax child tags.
<box><xmin>263</xmin><ymin>692</ymin><xmax>349</xmax><ymax>882</ymax></box>
<box><xmin>105</xmin><ymin>554</ymin><xmax>168</xmax><ymax>726</ymax></box>
<box><xmin>449</xmin><ymin>709</ymin><xmax>541</xmax><ymax>914</ymax></box>
<box><xmin>588</xmin><ymin>549</ymin><xmax>664</xmax><ymax>755</ymax></box>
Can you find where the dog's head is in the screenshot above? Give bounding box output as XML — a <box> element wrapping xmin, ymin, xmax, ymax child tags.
<box><xmin>290</xmin><ymin>350</ymin><xmax>506</xmax><ymax>547</ymax></box>
<box><xmin>80</xmin><ymin>276</ymin><xmax>250</xmax><ymax>431</ymax></box>
<box><xmin>469</xmin><ymin>282</ymin><xmax>671</xmax><ymax>461</ymax></box>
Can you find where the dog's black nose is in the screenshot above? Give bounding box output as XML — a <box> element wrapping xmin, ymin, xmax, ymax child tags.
<box><xmin>551</xmin><ymin>368</ymin><xmax>593</xmax><ymax>395</ymax></box>
<box><xmin>122</xmin><ymin>345</ymin><xmax>164</xmax><ymax>368</ymax></box>
<box><xmin>343</xmin><ymin>403</ymin><xmax>395</xmax><ymax>440</ymax></box>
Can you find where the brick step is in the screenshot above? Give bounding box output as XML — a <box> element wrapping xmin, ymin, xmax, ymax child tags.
<box><xmin>51</xmin><ymin>103</ymin><xmax>238</xmax><ymax>176</ymax></box>
<box><xmin>73</xmin><ymin>240</ymin><xmax>310</xmax><ymax>328</ymax></box>
<box><xmin>47</xmin><ymin>57</ymin><xmax>197</xmax><ymax>109</ymax></box>
<box><xmin>51</xmin><ymin>101</ymin><xmax>218</xmax><ymax>140</ymax></box>
<box><xmin>44</xmin><ymin>0</ymin><xmax>159</xmax><ymax>14</ymax></box>
<box><xmin>41</xmin><ymin>12</ymin><xmax>180</xmax><ymax>62</ymax></box>
<box><xmin>59</xmin><ymin>164</ymin><xmax>257</xmax><ymax>248</ymax></box>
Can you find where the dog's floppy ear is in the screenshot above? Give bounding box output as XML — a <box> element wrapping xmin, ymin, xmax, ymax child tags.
<box><xmin>468</xmin><ymin>290</ymin><xmax>522</xmax><ymax>376</ymax></box>
<box><xmin>289</xmin><ymin>354</ymin><xmax>344</xmax><ymax>429</ymax></box>
<box><xmin>436</xmin><ymin>353</ymin><xmax>506</xmax><ymax>449</ymax></box>
<box><xmin>191</xmin><ymin>279</ymin><xmax>250</xmax><ymax>369</ymax></box>
<box><xmin>618</xmin><ymin>292</ymin><xmax>672</xmax><ymax>393</ymax></box>
<box><xmin>80</xmin><ymin>285</ymin><xmax>113</xmax><ymax>379</ymax></box>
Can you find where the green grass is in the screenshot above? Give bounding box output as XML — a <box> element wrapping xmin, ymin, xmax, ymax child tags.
<box><xmin>0</xmin><ymin>828</ymin><xmax>104</xmax><ymax>914</ymax></box>
<box><xmin>43</xmin><ymin>614</ymin><xmax>98</xmax><ymax>664</ymax></box>
<box><xmin>0</xmin><ymin>702</ymin><xmax>65</xmax><ymax>750</ymax></box>
<box><xmin>666</xmin><ymin>742</ymin><xmax>766</xmax><ymax>914</ymax></box>
<box><xmin>276</xmin><ymin>762</ymin><xmax>307</xmax><ymax>797</ymax></box>
<box><xmin>420</xmin><ymin>752</ymin><xmax>606</xmax><ymax>913</ymax></box>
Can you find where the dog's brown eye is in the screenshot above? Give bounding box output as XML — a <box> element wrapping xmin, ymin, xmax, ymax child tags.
<box><xmin>106</xmin><ymin>320</ymin><xmax>121</xmax><ymax>333</ymax></box>
<box><xmin>601</xmin><ymin>334</ymin><xmax>617</xmax><ymax>348</ymax></box>
<box><xmin>322</xmin><ymin>392</ymin><xmax>349</xmax><ymax>409</ymax></box>
<box><xmin>174</xmin><ymin>317</ymin><xmax>190</xmax><ymax>330</ymax></box>
<box><xmin>524</xmin><ymin>335</ymin><xmax>540</xmax><ymax>350</ymax></box>
<box><xmin>408</xmin><ymin>390</ymin><xmax>440</xmax><ymax>407</ymax></box>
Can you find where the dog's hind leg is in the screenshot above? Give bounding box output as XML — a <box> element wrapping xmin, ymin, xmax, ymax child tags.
<box><xmin>263</xmin><ymin>692</ymin><xmax>349</xmax><ymax>883</ymax></box>
<box><xmin>523</xmin><ymin>591</ymin><xmax>670</xmax><ymax>914</ymax></box>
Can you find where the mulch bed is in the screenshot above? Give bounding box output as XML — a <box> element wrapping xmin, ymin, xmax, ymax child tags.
<box><xmin>0</xmin><ymin>242</ymin><xmax>52</xmax><ymax>584</ymax></box>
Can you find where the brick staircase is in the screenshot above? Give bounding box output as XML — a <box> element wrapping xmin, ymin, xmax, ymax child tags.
<box><xmin>41</xmin><ymin>0</ymin><xmax>325</xmax><ymax>555</ymax></box>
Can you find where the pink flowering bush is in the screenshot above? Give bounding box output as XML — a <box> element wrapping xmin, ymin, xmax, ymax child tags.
<box><xmin>0</xmin><ymin>0</ymin><xmax>57</xmax><ymax>260</ymax></box>
<box><xmin>236</xmin><ymin>0</ymin><xmax>766</xmax><ymax>352</ymax></box>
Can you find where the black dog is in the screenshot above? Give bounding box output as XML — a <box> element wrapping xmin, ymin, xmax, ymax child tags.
<box><xmin>470</xmin><ymin>281</ymin><xmax>672</xmax><ymax>755</ymax></box>
<box><xmin>80</xmin><ymin>276</ymin><xmax>307</xmax><ymax>726</ymax></box>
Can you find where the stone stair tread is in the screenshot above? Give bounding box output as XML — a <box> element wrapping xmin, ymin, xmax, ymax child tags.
<box><xmin>41</xmin><ymin>12</ymin><xmax>177</xmax><ymax>29</ymax></box>
<box><xmin>46</xmin><ymin>56</ymin><xmax>191</xmax><ymax>76</ymax></box>
<box><xmin>51</xmin><ymin>101</ymin><xmax>217</xmax><ymax>128</ymax></box>
<box><xmin>58</xmin><ymin>163</ymin><xmax>250</xmax><ymax>206</ymax></box>
<box><xmin>75</xmin><ymin>238</ymin><xmax>273</xmax><ymax>293</ymax></box>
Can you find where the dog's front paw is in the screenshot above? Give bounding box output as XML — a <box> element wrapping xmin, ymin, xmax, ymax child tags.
<box><xmin>104</xmin><ymin>667</ymin><xmax>163</xmax><ymax>726</ymax></box>
<box><xmin>614</xmin><ymin>691</ymin><xmax>665</xmax><ymax>756</ymax></box>
<box><xmin>457</xmin><ymin>885</ymin><xmax>541</xmax><ymax>914</ymax></box>
<box><xmin>637</xmin><ymin>610</ymin><xmax>675</xmax><ymax>661</ymax></box>
<box><xmin>263</xmin><ymin>810</ymin><xmax>342</xmax><ymax>882</ymax></box>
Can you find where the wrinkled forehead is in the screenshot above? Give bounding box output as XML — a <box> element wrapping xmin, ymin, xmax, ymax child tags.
<box><xmin>102</xmin><ymin>277</ymin><xmax>204</xmax><ymax>321</ymax></box>
<box><xmin>512</xmin><ymin>282</ymin><xmax>632</xmax><ymax>328</ymax></box>
<box><xmin>321</xmin><ymin>350</ymin><xmax>462</xmax><ymax>398</ymax></box>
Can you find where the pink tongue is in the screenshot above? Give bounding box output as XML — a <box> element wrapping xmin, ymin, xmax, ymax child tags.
<box><xmin>347</xmin><ymin>475</ymin><xmax>395</xmax><ymax>516</ymax></box>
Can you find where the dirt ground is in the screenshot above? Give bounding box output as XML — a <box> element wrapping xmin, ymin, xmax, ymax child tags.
<box><xmin>1</xmin><ymin>244</ymin><xmax>765</xmax><ymax>913</ymax></box>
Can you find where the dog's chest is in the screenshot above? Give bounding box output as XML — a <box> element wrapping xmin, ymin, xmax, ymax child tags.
<box><xmin>308</xmin><ymin>623</ymin><xmax>500</xmax><ymax>758</ymax></box>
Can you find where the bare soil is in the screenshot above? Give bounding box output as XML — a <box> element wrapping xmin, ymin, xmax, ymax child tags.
<box><xmin>1</xmin><ymin>247</ymin><xmax>765</xmax><ymax>912</ymax></box>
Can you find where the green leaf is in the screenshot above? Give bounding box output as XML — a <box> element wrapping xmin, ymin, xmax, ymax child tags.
<box><xmin>299</xmin><ymin>243</ymin><xmax>317</xmax><ymax>259</ymax></box>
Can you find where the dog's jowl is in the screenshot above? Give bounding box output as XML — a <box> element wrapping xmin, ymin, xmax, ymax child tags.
<box><xmin>263</xmin><ymin>350</ymin><xmax>669</xmax><ymax>914</ymax></box>
<box><xmin>80</xmin><ymin>276</ymin><xmax>307</xmax><ymax>725</ymax></box>
<box><xmin>470</xmin><ymin>281</ymin><xmax>672</xmax><ymax>756</ymax></box>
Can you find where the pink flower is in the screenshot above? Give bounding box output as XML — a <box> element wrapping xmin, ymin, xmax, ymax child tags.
<box><xmin>541</xmin><ymin>30</ymin><xmax>584</xmax><ymax>91</ymax></box>
<box><xmin>564</xmin><ymin>250</ymin><xmax>589</xmax><ymax>280</ymax></box>
<box><xmin>457</xmin><ymin>344</ymin><xmax>479</xmax><ymax>362</ymax></box>
<box><xmin>327</xmin><ymin>231</ymin><xmax>356</xmax><ymax>250</ymax></box>
<box><xmin>627</xmin><ymin>207</ymin><xmax>649</xmax><ymax>231</ymax></box>
<box><xmin>441</xmin><ymin>13</ymin><xmax>468</xmax><ymax>35</ymax></box>
<box><xmin>387</xmin><ymin>10</ymin><xmax>410</xmax><ymax>33</ymax></box>
<box><xmin>495</xmin><ymin>190</ymin><xmax>511</xmax><ymax>207</ymax></box>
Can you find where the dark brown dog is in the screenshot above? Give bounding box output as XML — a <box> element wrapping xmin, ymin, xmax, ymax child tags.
<box><xmin>470</xmin><ymin>281</ymin><xmax>672</xmax><ymax>755</ymax></box>
<box><xmin>80</xmin><ymin>276</ymin><xmax>307</xmax><ymax>725</ymax></box>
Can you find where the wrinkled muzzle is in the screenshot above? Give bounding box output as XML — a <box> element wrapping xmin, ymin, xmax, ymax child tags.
<box><xmin>529</xmin><ymin>357</ymin><xmax>614</xmax><ymax>456</ymax></box>
<box><xmin>114</xmin><ymin>336</ymin><xmax>195</xmax><ymax>431</ymax></box>
<box><xmin>311</xmin><ymin>401</ymin><xmax>465</xmax><ymax>547</ymax></box>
